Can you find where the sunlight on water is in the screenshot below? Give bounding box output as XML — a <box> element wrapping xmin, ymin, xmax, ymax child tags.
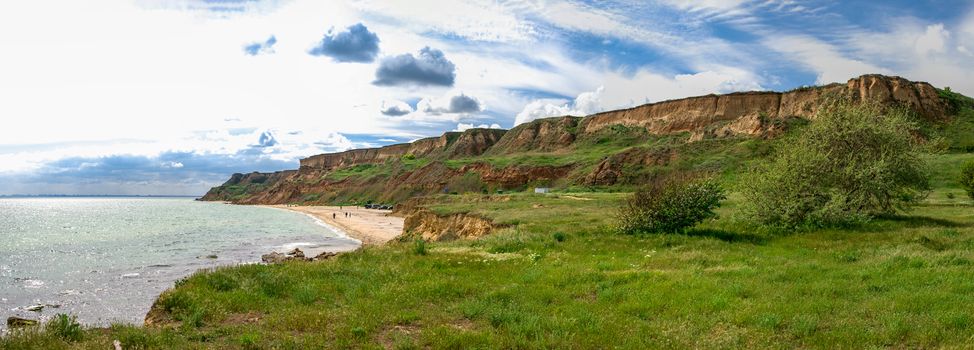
<box><xmin>0</xmin><ymin>198</ymin><xmax>358</xmax><ymax>328</ymax></box>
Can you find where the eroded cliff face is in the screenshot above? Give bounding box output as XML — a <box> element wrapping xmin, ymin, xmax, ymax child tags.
<box><xmin>401</xmin><ymin>209</ymin><xmax>497</xmax><ymax>241</ymax></box>
<box><xmin>486</xmin><ymin>116</ymin><xmax>581</xmax><ymax>154</ymax></box>
<box><xmin>579</xmin><ymin>75</ymin><xmax>947</xmax><ymax>138</ymax></box>
<box><xmin>199</xmin><ymin>170</ymin><xmax>296</xmax><ymax>201</ymax></box>
<box><xmin>203</xmin><ymin>74</ymin><xmax>953</xmax><ymax>206</ymax></box>
<box><xmin>300</xmin><ymin>128</ymin><xmax>506</xmax><ymax>172</ymax></box>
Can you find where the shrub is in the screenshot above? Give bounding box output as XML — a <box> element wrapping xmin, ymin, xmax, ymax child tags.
<box><xmin>553</xmin><ymin>232</ymin><xmax>566</xmax><ymax>242</ymax></box>
<box><xmin>939</xmin><ymin>87</ymin><xmax>974</xmax><ymax>113</ymax></box>
<box><xmin>159</xmin><ymin>291</ymin><xmax>192</xmax><ymax>313</ymax></box>
<box><xmin>961</xmin><ymin>161</ymin><xmax>974</xmax><ymax>201</ymax></box>
<box><xmin>412</xmin><ymin>238</ymin><xmax>428</xmax><ymax>256</ymax></box>
<box><xmin>618</xmin><ymin>175</ymin><xmax>725</xmax><ymax>234</ymax></box>
<box><xmin>741</xmin><ymin>99</ymin><xmax>930</xmax><ymax>228</ymax></box>
<box><xmin>45</xmin><ymin>314</ymin><xmax>83</xmax><ymax>343</ymax></box>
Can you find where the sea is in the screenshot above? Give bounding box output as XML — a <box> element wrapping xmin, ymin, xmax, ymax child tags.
<box><xmin>0</xmin><ymin>197</ymin><xmax>359</xmax><ymax>330</ymax></box>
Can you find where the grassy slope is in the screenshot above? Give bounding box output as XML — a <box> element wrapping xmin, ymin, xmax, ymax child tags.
<box><xmin>5</xmin><ymin>153</ymin><xmax>974</xmax><ymax>349</ymax></box>
<box><xmin>291</xmin><ymin>127</ymin><xmax>770</xmax><ymax>205</ymax></box>
<box><xmin>6</xmin><ymin>104</ymin><xmax>974</xmax><ymax>348</ymax></box>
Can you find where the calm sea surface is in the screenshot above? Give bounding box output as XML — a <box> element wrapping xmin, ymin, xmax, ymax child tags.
<box><xmin>0</xmin><ymin>197</ymin><xmax>358</xmax><ymax>329</ymax></box>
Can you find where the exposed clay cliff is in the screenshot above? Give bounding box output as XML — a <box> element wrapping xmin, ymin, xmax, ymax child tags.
<box><xmin>300</xmin><ymin>128</ymin><xmax>506</xmax><ymax>172</ymax></box>
<box><xmin>203</xmin><ymin>74</ymin><xmax>957</xmax><ymax>205</ymax></box>
<box><xmin>199</xmin><ymin>170</ymin><xmax>296</xmax><ymax>201</ymax></box>
<box><xmin>578</xmin><ymin>75</ymin><xmax>946</xmax><ymax>138</ymax></box>
<box><xmin>401</xmin><ymin>209</ymin><xmax>498</xmax><ymax>241</ymax></box>
<box><xmin>486</xmin><ymin>116</ymin><xmax>581</xmax><ymax>154</ymax></box>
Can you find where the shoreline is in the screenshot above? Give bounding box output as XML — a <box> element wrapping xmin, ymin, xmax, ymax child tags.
<box><xmin>262</xmin><ymin>205</ymin><xmax>405</xmax><ymax>246</ymax></box>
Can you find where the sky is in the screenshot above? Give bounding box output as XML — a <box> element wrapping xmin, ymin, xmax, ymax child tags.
<box><xmin>2</xmin><ymin>0</ymin><xmax>973</xmax><ymax>195</ymax></box>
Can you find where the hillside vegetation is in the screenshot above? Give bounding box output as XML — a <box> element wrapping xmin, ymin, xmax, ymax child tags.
<box><xmin>5</xmin><ymin>77</ymin><xmax>974</xmax><ymax>348</ymax></box>
<box><xmin>200</xmin><ymin>75</ymin><xmax>951</xmax><ymax>206</ymax></box>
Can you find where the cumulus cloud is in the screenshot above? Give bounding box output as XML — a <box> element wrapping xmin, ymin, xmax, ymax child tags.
<box><xmin>254</xmin><ymin>131</ymin><xmax>278</xmax><ymax>148</ymax></box>
<box><xmin>243</xmin><ymin>35</ymin><xmax>277</xmax><ymax>56</ymax></box>
<box><xmin>417</xmin><ymin>93</ymin><xmax>484</xmax><ymax>114</ymax></box>
<box><xmin>373</xmin><ymin>47</ymin><xmax>456</xmax><ymax>87</ymax></box>
<box><xmin>380</xmin><ymin>100</ymin><xmax>414</xmax><ymax>116</ymax></box>
<box><xmin>308</xmin><ymin>23</ymin><xmax>380</xmax><ymax>63</ymax></box>
<box><xmin>455</xmin><ymin>123</ymin><xmax>502</xmax><ymax>132</ymax></box>
<box><xmin>915</xmin><ymin>24</ymin><xmax>950</xmax><ymax>56</ymax></box>
<box><xmin>514</xmin><ymin>87</ymin><xmax>603</xmax><ymax>125</ymax></box>
<box><xmin>447</xmin><ymin>94</ymin><xmax>481</xmax><ymax>113</ymax></box>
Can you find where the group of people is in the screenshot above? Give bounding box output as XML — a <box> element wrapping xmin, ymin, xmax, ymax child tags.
<box><xmin>331</xmin><ymin>206</ymin><xmax>352</xmax><ymax>220</ymax></box>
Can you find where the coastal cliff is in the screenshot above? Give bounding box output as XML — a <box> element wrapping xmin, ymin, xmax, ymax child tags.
<box><xmin>202</xmin><ymin>74</ymin><xmax>954</xmax><ymax>205</ymax></box>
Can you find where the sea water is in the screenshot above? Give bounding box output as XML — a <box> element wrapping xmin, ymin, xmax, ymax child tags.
<box><xmin>0</xmin><ymin>197</ymin><xmax>358</xmax><ymax>329</ymax></box>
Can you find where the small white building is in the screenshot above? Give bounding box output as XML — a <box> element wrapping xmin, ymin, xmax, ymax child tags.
<box><xmin>534</xmin><ymin>187</ymin><xmax>550</xmax><ymax>194</ymax></box>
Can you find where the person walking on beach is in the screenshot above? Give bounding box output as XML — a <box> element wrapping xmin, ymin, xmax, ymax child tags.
<box><xmin>332</xmin><ymin>213</ymin><xmax>336</xmax><ymax>219</ymax></box>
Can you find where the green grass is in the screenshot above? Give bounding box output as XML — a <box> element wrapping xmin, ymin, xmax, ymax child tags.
<box><xmin>7</xmin><ymin>152</ymin><xmax>974</xmax><ymax>348</ymax></box>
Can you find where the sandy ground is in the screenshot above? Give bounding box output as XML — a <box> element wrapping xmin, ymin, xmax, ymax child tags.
<box><xmin>267</xmin><ymin>205</ymin><xmax>405</xmax><ymax>246</ymax></box>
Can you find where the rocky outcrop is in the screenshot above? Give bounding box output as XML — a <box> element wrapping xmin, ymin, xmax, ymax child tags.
<box><xmin>460</xmin><ymin>163</ymin><xmax>574</xmax><ymax>188</ymax></box>
<box><xmin>7</xmin><ymin>316</ymin><xmax>38</xmax><ymax>328</ymax></box>
<box><xmin>579</xmin><ymin>75</ymin><xmax>947</xmax><ymax>137</ymax></box>
<box><xmin>445</xmin><ymin>128</ymin><xmax>507</xmax><ymax>158</ymax></box>
<box><xmin>402</xmin><ymin>209</ymin><xmax>497</xmax><ymax>241</ymax></box>
<box><xmin>487</xmin><ymin>116</ymin><xmax>580</xmax><ymax>154</ymax></box>
<box><xmin>259</xmin><ymin>248</ymin><xmax>336</xmax><ymax>263</ymax></box>
<box><xmin>199</xmin><ymin>170</ymin><xmax>297</xmax><ymax>201</ymax></box>
<box><xmin>300</xmin><ymin>128</ymin><xmax>507</xmax><ymax>172</ymax></box>
<box><xmin>585</xmin><ymin>147</ymin><xmax>676</xmax><ymax>185</ymax></box>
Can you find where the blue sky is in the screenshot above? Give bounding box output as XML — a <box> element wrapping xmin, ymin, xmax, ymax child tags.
<box><xmin>1</xmin><ymin>0</ymin><xmax>973</xmax><ymax>195</ymax></box>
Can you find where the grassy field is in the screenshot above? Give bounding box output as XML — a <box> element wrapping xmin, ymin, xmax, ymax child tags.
<box><xmin>4</xmin><ymin>154</ymin><xmax>974</xmax><ymax>349</ymax></box>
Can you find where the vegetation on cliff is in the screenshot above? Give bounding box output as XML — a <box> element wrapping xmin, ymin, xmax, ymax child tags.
<box><xmin>201</xmin><ymin>75</ymin><xmax>951</xmax><ymax>206</ymax></box>
<box><xmin>5</xmin><ymin>76</ymin><xmax>974</xmax><ymax>348</ymax></box>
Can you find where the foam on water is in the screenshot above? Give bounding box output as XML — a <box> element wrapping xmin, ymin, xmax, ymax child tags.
<box><xmin>0</xmin><ymin>197</ymin><xmax>359</xmax><ymax>330</ymax></box>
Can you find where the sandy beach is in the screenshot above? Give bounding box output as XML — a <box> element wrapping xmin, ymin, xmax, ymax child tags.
<box><xmin>266</xmin><ymin>205</ymin><xmax>405</xmax><ymax>246</ymax></box>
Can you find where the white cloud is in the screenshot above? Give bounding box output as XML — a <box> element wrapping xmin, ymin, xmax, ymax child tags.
<box><xmin>515</xmin><ymin>87</ymin><xmax>604</xmax><ymax>126</ymax></box>
<box><xmin>417</xmin><ymin>93</ymin><xmax>484</xmax><ymax>114</ymax></box>
<box><xmin>915</xmin><ymin>24</ymin><xmax>950</xmax><ymax>56</ymax></box>
<box><xmin>768</xmin><ymin>35</ymin><xmax>886</xmax><ymax>84</ymax></box>
<box><xmin>513</xmin><ymin>65</ymin><xmax>765</xmax><ymax>127</ymax></box>
<box><xmin>380</xmin><ymin>100</ymin><xmax>414</xmax><ymax>116</ymax></box>
<box><xmin>455</xmin><ymin>123</ymin><xmax>501</xmax><ymax>132</ymax></box>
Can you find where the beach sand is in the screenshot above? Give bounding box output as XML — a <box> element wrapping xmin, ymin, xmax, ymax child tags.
<box><xmin>267</xmin><ymin>205</ymin><xmax>405</xmax><ymax>246</ymax></box>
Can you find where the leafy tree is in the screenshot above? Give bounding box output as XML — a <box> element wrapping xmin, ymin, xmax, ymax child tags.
<box><xmin>961</xmin><ymin>161</ymin><xmax>974</xmax><ymax>201</ymax></box>
<box><xmin>618</xmin><ymin>175</ymin><xmax>725</xmax><ymax>234</ymax></box>
<box><xmin>741</xmin><ymin>99</ymin><xmax>930</xmax><ymax>228</ymax></box>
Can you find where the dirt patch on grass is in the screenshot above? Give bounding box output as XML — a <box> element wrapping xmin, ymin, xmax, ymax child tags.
<box><xmin>433</xmin><ymin>246</ymin><xmax>522</xmax><ymax>261</ymax></box>
<box><xmin>224</xmin><ymin>312</ymin><xmax>263</xmax><ymax>325</ymax></box>
<box><xmin>377</xmin><ymin>323</ymin><xmax>423</xmax><ymax>349</ymax></box>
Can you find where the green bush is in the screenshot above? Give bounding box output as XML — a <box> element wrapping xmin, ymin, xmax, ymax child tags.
<box><xmin>412</xmin><ymin>238</ymin><xmax>429</xmax><ymax>256</ymax></box>
<box><xmin>961</xmin><ymin>161</ymin><xmax>974</xmax><ymax>201</ymax></box>
<box><xmin>553</xmin><ymin>232</ymin><xmax>566</xmax><ymax>242</ymax></box>
<box><xmin>618</xmin><ymin>175</ymin><xmax>725</xmax><ymax>234</ymax></box>
<box><xmin>45</xmin><ymin>314</ymin><xmax>83</xmax><ymax>343</ymax></box>
<box><xmin>741</xmin><ymin>99</ymin><xmax>930</xmax><ymax>228</ymax></box>
<box><xmin>939</xmin><ymin>87</ymin><xmax>974</xmax><ymax>113</ymax></box>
